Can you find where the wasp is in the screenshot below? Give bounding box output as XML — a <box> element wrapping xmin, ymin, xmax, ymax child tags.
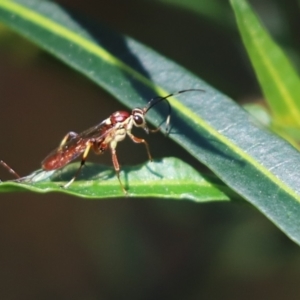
<box><xmin>1</xmin><ymin>89</ymin><xmax>203</xmax><ymax>194</ymax></box>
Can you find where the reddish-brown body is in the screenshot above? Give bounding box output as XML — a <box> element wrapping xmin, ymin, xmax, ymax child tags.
<box><xmin>42</xmin><ymin>139</ymin><xmax>97</xmax><ymax>171</ymax></box>
<box><xmin>42</xmin><ymin>122</ymin><xmax>109</xmax><ymax>170</ymax></box>
<box><xmin>42</xmin><ymin>111</ymin><xmax>132</xmax><ymax>171</ymax></box>
<box><xmin>41</xmin><ymin>109</ymin><xmax>145</xmax><ymax>192</ymax></box>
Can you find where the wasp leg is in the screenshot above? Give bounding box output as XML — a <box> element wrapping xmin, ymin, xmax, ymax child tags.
<box><xmin>93</xmin><ymin>142</ymin><xmax>107</xmax><ymax>155</ymax></box>
<box><xmin>93</xmin><ymin>142</ymin><xmax>126</xmax><ymax>194</ymax></box>
<box><xmin>0</xmin><ymin>160</ymin><xmax>20</xmax><ymax>179</ymax></box>
<box><xmin>63</xmin><ymin>142</ymin><xmax>92</xmax><ymax>188</ymax></box>
<box><xmin>58</xmin><ymin>131</ymin><xmax>78</xmax><ymax>149</ymax></box>
<box><xmin>148</xmin><ymin>127</ymin><xmax>160</xmax><ymax>134</ymax></box>
<box><xmin>148</xmin><ymin>122</ymin><xmax>170</xmax><ymax>136</ymax></box>
<box><xmin>127</xmin><ymin>133</ymin><xmax>153</xmax><ymax>161</ymax></box>
<box><xmin>110</xmin><ymin>147</ymin><xmax>127</xmax><ymax>195</ymax></box>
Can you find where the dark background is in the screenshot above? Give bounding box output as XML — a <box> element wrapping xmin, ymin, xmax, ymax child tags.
<box><xmin>1</xmin><ymin>0</ymin><xmax>300</xmax><ymax>299</ymax></box>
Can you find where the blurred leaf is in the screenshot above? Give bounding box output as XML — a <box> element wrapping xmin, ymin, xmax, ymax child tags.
<box><xmin>243</xmin><ymin>103</ymin><xmax>272</xmax><ymax>127</ymax></box>
<box><xmin>0</xmin><ymin>157</ymin><xmax>234</xmax><ymax>201</ymax></box>
<box><xmin>0</xmin><ymin>25</ymin><xmax>41</xmax><ymax>62</ymax></box>
<box><xmin>2</xmin><ymin>0</ymin><xmax>300</xmax><ymax>245</ymax></box>
<box><xmin>151</xmin><ymin>0</ymin><xmax>234</xmax><ymax>28</ymax></box>
<box><xmin>244</xmin><ymin>102</ymin><xmax>300</xmax><ymax>148</ymax></box>
<box><xmin>231</xmin><ymin>0</ymin><xmax>300</xmax><ymax>128</ymax></box>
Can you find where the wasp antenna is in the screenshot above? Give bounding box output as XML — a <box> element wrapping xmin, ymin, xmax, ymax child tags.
<box><xmin>144</xmin><ymin>88</ymin><xmax>205</xmax><ymax>134</ymax></box>
<box><xmin>144</xmin><ymin>88</ymin><xmax>205</xmax><ymax>113</ymax></box>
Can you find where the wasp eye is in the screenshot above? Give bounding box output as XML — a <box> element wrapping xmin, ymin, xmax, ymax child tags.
<box><xmin>134</xmin><ymin>114</ymin><xmax>144</xmax><ymax>126</ymax></box>
<box><xmin>132</xmin><ymin>109</ymin><xmax>145</xmax><ymax>127</ymax></box>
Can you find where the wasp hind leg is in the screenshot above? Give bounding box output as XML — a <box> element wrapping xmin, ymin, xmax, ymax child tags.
<box><xmin>63</xmin><ymin>142</ymin><xmax>92</xmax><ymax>188</ymax></box>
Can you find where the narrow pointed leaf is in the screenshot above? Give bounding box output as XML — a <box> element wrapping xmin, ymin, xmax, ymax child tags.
<box><xmin>231</xmin><ymin>0</ymin><xmax>300</xmax><ymax>127</ymax></box>
<box><xmin>1</xmin><ymin>0</ymin><xmax>300</xmax><ymax>244</ymax></box>
<box><xmin>0</xmin><ymin>157</ymin><xmax>233</xmax><ymax>201</ymax></box>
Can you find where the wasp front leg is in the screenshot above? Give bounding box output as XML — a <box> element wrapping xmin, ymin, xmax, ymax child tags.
<box><xmin>127</xmin><ymin>133</ymin><xmax>153</xmax><ymax>162</ymax></box>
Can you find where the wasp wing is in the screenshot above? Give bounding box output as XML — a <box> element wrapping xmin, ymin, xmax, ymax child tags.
<box><xmin>42</xmin><ymin>120</ymin><xmax>115</xmax><ymax>170</ymax></box>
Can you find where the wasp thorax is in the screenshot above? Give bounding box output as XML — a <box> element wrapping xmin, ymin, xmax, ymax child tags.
<box><xmin>132</xmin><ymin>108</ymin><xmax>145</xmax><ymax>127</ymax></box>
<box><xmin>110</xmin><ymin>111</ymin><xmax>130</xmax><ymax>124</ymax></box>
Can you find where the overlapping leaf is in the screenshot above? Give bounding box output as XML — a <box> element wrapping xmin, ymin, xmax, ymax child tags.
<box><xmin>231</xmin><ymin>0</ymin><xmax>300</xmax><ymax>129</ymax></box>
<box><xmin>1</xmin><ymin>0</ymin><xmax>300</xmax><ymax>245</ymax></box>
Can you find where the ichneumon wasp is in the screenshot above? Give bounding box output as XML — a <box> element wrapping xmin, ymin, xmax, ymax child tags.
<box><xmin>1</xmin><ymin>89</ymin><xmax>204</xmax><ymax>194</ymax></box>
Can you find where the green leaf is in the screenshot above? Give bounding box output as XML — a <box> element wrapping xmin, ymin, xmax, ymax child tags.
<box><xmin>1</xmin><ymin>0</ymin><xmax>300</xmax><ymax>245</ymax></box>
<box><xmin>151</xmin><ymin>0</ymin><xmax>234</xmax><ymax>29</ymax></box>
<box><xmin>230</xmin><ymin>0</ymin><xmax>300</xmax><ymax>128</ymax></box>
<box><xmin>0</xmin><ymin>157</ymin><xmax>233</xmax><ymax>201</ymax></box>
<box><xmin>243</xmin><ymin>103</ymin><xmax>272</xmax><ymax>128</ymax></box>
